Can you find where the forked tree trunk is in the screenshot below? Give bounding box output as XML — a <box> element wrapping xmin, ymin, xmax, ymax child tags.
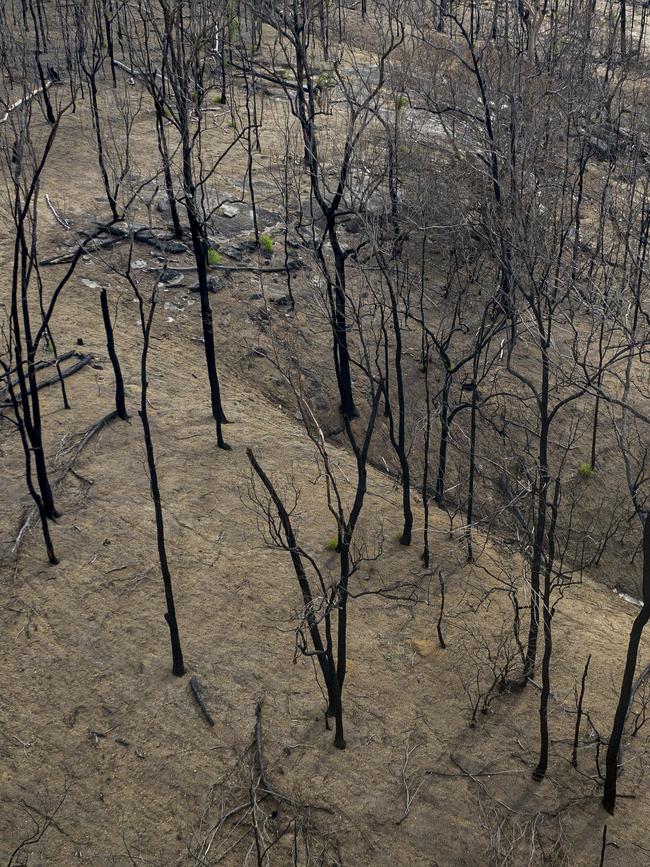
<box><xmin>247</xmin><ymin>448</ymin><xmax>346</xmax><ymax>748</ymax></box>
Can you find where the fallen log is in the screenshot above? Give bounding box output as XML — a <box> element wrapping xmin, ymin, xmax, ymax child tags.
<box><xmin>151</xmin><ymin>261</ymin><xmax>302</xmax><ymax>274</ymax></box>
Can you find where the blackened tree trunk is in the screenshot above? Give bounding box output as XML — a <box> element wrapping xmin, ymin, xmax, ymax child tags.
<box><xmin>465</xmin><ymin>380</ymin><xmax>478</xmax><ymax>563</ymax></box>
<box><xmin>178</xmin><ymin>121</ymin><xmax>229</xmax><ymax>447</ymax></box>
<box><xmin>11</xmin><ymin>205</ymin><xmax>58</xmax><ymax>522</ymax></box>
<box><xmin>1</xmin><ymin>360</ymin><xmax>58</xmax><ymax>564</ymax></box>
<box><xmin>533</xmin><ymin>480</ymin><xmax>560</xmax><ymax>781</ymax></box>
<box><xmin>186</xmin><ymin>201</ymin><xmax>230</xmax><ymax>449</ymax></box>
<box><xmin>603</xmin><ymin>518</ymin><xmax>650</xmax><ymax>814</ymax></box>
<box><xmin>153</xmin><ymin>100</ymin><xmax>184</xmax><ymax>240</ymax></box>
<box><xmin>384</xmin><ymin>274</ymin><xmax>412</xmax><ymax>545</ymax></box>
<box><xmin>327</xmin><ymin>225</ymin><xmax>356</xmax><ymax>417</ymax></box>
<box><xmin>524</xmin><ymin>345</ymin><xmax>551</xmax><ymax>679</ymax></box>
<box><xmin>83</xmin><ymin>55</ymin><xmax>120</xmax><ymax>221</ymax></box>
<box><xmin>135</xmin><ymin>285</ymin><xmax>185</xmax><ymax>677</ymax></box>
<box><xmin>571</xmin><ymin>654</ymin><xmax>591</xmax><ymax>769</ymax></box>
<box><xmin>100</xmin><ymin>288</ymin><xmax>128</xmax><ymax>420</ymax></box>
<box><xmin>435</xmin><ymin>373</ymin><xmax>451</xmax><ymax>505</ymax></box>
<box><xmin>422</xmin><ymin>333</ymin><xmax>432</xmax><ymax>567</ymax></box>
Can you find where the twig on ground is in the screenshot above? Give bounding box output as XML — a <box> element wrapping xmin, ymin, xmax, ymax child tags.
<box><xmin>190</xmin><ymin>677</ymin><xmax>215</xmax><ymax>728</ymax></box>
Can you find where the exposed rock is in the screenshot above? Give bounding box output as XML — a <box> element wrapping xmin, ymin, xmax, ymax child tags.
<box><xmin>162</xmin><ymin>239</ymin><xmax>188</xmax><ymax>254</ymax></box>
<box><xmin>222</xmin><ymin>244</ymin><xmax>244</xmax><ymax>261</ymax></box>
<box><xmin>158</xmin><ymin>269</ymin><xmax>184</xmax><ymax>286</ymax></box>
<box><xmin>133</xmin><ymin>226</ymin><xmax>187</xmax><ymax>254</ymax></box>
<box><xmin>189</xmin><ymin>276</ymin><xmax>225</xmax><ymax>293</ymax></box>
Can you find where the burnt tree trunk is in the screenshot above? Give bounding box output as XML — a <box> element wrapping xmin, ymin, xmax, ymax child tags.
<box><xmin>100</xmin><ymin>288</ymin><xmax>128</xmax><ymax>420</ymax></box>
<box><xmin>603</xmin><ymin>518</ymin><xmax>650</xmax><ymax>813</ymax></box>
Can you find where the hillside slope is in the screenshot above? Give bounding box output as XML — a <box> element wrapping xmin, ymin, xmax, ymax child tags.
<box><xmin>1</xmin><ymin>222</ymin><xmax>650</xmax><ymax>865</ymax></box>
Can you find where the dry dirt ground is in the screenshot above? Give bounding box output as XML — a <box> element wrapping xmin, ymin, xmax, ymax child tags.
<box><xmin>1</xmin><ymin>84</ymin><xmax>650</xmax><ymax>866</ymax></box>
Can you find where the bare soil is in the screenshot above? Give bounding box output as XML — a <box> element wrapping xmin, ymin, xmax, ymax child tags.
<box><xmin>1</xmin><ymin>77</ymin><xmax>650</xmax><ymax>867</ymax></box>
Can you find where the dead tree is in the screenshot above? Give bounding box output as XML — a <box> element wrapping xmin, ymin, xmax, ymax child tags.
<box><xmin>603</xmin><ymin>517</ymin><xmax>650</xmax><ymax>813</ymax></box>
<box><xmin>260</xmin><ymin>0</ymin><xmax>404</xmax><ymax>417</ymax></box>
<box><xmin>1</xmin><ymin>44</ymin><xmax>83</xmax><ymax>556</ymax></box>
<box><xmin>136</xmin><ymin>0</ymin><xmax>248</xmax><ymax>450</ymax></box>
<box><xmin>126</xmin><ymin>261</ymin><xmax>185</xmax><ymax>677</ymax></box>
<box><xmin>248</xmin><ymin>382</ymin><xmax>383</xmax><ymax>748</ymax></box>
<box><xmin>247</xmin><ymin>448</ymin><xmax>346</xmax><ymax>748</ymax></box>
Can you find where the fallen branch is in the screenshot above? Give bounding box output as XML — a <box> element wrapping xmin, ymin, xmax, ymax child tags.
<box><xmin>397</xmin><ymin>734</ymin><xmax>429</xmax><ymax>824</ymax></box>
<box><xmin>1</xmin><ymin>354</ymin><xmax>92</xmax><ymax>408</ymax></box>
<box><xmin>45</xmin><ymin>195</ymin><xmax>71</xmax><ymax>229</ymax></box>
<box><xmin>190</xmin><ymin>676</ymin><xmax>215</xmax><ymax>728</ymax></box>
<box><xmin>628</xmin><ymin>663</ymin><xmax>650</xmax><ymax>716</ymax></box>
<box><xmin>254</xmin><ymin>701</ymin><xmax>271</xmax><ymax>793</ymax></box>
<box><xmin>0</xmin><ymin>81</ymin><xmax>52</xmax><ymax>125</ymax></box>
<box><xmin>39</xmin><ymin>237</ymin><xmax>120</xmax><ymax>265</ymax></box>
<box><xmin>215</xmin><ymin>262</ymin><xmax>302</xmax><ymax>274</ymax></box>
<box><xmin>113</xmin><ymin>58</ymin><xmax>166</xmax><ymax>83</ymax></box>
<box><xmin>0</xmin><ymin>349</ymin><xmax>76</xmax><ymax>394</ymax></box>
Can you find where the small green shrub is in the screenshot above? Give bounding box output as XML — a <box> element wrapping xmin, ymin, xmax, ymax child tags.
<box><xmin>578</xmin><ymin>462</ymin><xmax>595</xmax><ymax>479</ymax></box>
<box><xmin>325</xmin><ymin>538</ymin><xmax>339</xmax><ymax>552</ymax></box>
<box><xmin>396</xmin><ymin>93</ymin><xmax>408</xmax><ymax>111</ymax></box>
<box><xmin>259</xmin><ymin>233</ymin><xmax>273</xmax><ymax>253</ymax></box>
<box><xmin>207</xmin><ymin>247</ymin><xmax>222</xmax><ymax>267</ymax></box>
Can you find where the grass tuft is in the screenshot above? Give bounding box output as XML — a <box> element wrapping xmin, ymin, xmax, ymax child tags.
<box><xmin>578</xmin><ymin>462</ymin><xmax>595</xmax><ymax>479</ymax></box>
<box><xmin>207</xmin><ymin>248</ymin><xmax>222</xmax><ymax>267</ymax></box>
